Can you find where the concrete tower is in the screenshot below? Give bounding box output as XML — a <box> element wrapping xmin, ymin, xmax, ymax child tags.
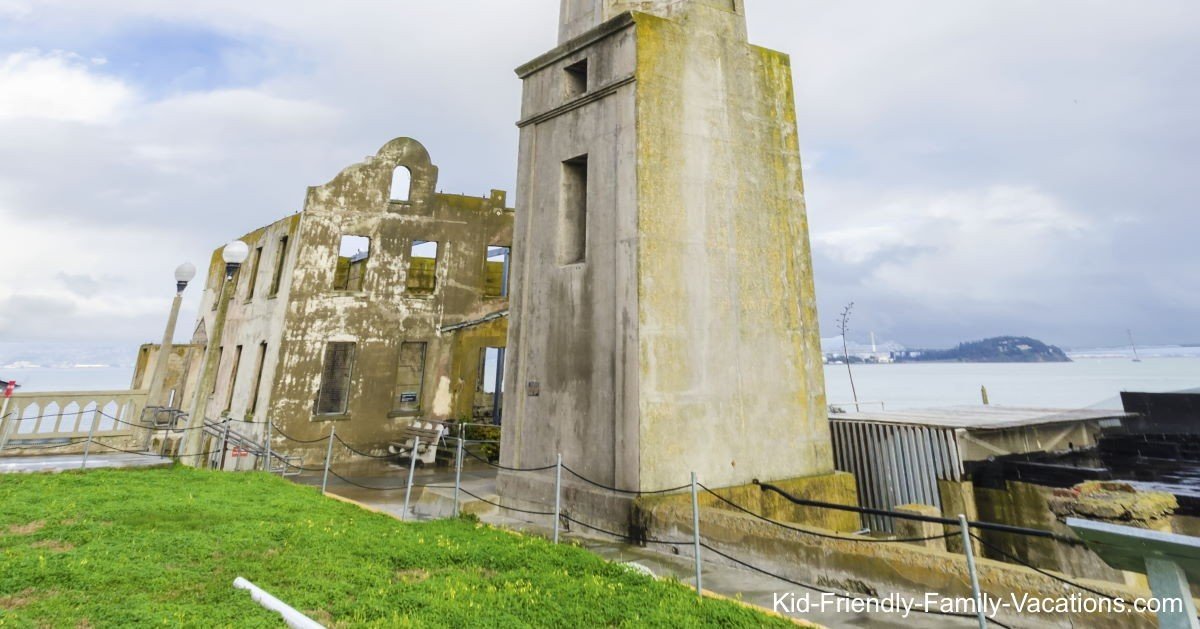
<box><xmin>499</xmin><ymin>0</ymin><xmax>848</xmax><ymax>528</ymax></box>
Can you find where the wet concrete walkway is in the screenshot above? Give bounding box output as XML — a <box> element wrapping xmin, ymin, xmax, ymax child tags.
<box><xmin>298</xmin><ymin>461</ymin><xmax>975</xmax><ymax>628</ymax></box>
<box><xmin>0</xmin><ymin>453</ymin><xmax>173</xmax><ymax>474</ymax></box>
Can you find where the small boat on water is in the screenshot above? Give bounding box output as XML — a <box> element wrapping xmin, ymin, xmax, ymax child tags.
<box><xmin>1128</xmin><ymin>329</ymin><xmax>1143</xmax><ymax>363</ymax></box>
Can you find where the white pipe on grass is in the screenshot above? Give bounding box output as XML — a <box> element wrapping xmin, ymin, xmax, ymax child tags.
<box><xmin>233</xmin><ymin>577</ymin><xmax>325</xmax><ymax>629</ymax></box>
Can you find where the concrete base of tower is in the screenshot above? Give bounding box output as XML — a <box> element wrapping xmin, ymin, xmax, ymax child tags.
<box><xmin>496</xmin><ymin>468</ymin><xmax>859</xmax><ymax>540</ymax></box>
<box><xmin>633</xmin><ymin>471</ymin><xmax>861</xmax><ymax>535</ymax></box>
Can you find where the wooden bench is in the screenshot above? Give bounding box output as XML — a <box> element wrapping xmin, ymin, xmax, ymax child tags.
<box><xmin>388</xmin><ymin>419</ymin><xmax>447</xmax><ymax>466</ymax></box>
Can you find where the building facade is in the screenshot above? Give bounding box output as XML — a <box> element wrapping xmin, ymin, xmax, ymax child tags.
<box><xmin>182</xmin><ymin>138</ymin><xmax>513</xmax><ymax>463</ymax></box>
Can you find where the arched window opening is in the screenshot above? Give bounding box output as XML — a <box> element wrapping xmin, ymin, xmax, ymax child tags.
<box><xmin>390</xmin><ymin>166</ymin><xmax>412</xmax><ymax>202</ymax></box>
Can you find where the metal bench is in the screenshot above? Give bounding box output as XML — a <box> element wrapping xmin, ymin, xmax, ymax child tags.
<box><xmin>388</xmin><ymin>420</ymin><xmax>446</xmax><ymax>466</ymax></box>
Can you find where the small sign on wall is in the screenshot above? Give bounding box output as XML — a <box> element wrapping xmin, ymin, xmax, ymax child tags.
<box><xmin>526</xmin><ymin>381</ymin><xmax>541</xmax><ymax>397</ymax></box>
<box><xmin>400</xmin><ymin>392</ymin><xmax>419</xmax><ymax>403</ymax></box>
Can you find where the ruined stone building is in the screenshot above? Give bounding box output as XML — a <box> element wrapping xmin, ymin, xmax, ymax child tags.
<box><xmin>180</xmin><ymin>138</ymin><xmax>513</xmax><ymax>461</ymax></box>
<box><xmin>499</xmin><ymin>0</ymin><xmax>853</xmax><ymax>528</ymax></box>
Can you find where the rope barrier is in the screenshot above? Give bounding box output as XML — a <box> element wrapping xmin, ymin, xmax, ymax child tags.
<box><xmin>333</xmin><ymin>435</ymin><xmax>394</xmax><ymax>460</ymax></box>
<box><xmin>559</xmin><ymin>514</ymin><xmax>692</xmax><ymax>547</ymax></box>
<box><xmin>270</xmin><ymin>424</ymin><xmax>331</xmax><ymax>445</ymax></box>
<box><xmin>699</xmin><ymin>484</ymin><xmax>955</xmax><ymax>545</ymax></box>
<box><xmin>462</xmin><ymin>448</ymin><xmax>556</xmax><ymax>472</ymax></box>
<box><xmin>458</xmin><ymin>486</ymin><xmax>557</xmax><ymax>517</ymax></box>
<box><xmin>326</xmin><ymin>469</ymin><xmax>454</xmax><ymax>492</ymax></box>
<box><xmin>561</xmin><ymin>464</ymin><xmax>692</xmax><ymax>496</ymax></box>
<box><xmin>969</xmin><ymin>532</ymin><xmax>1123</xmax><ymax>602</ymax></box>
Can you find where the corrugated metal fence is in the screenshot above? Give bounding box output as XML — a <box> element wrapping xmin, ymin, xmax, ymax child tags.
<box><xmin>830</xmin><ymin>420</ymin><xmax>964</xmax><ymax>533</ymax></box>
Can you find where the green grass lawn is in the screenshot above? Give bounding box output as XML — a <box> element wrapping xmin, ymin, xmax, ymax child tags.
<box><xmin>0</xmin><ymin>467</ymin><xmax>793</xmax><ymax>628</ymax></box>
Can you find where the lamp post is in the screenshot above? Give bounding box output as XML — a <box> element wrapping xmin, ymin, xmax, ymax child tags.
<box><xmin>181</xmin><ymin>241</ymin><xmax>250</xmax><ymax>465</ymax></box>
<box><xmin>146</xmin><ymin>263</ymin><xmax>197</xmax><ymax>411</ymax></box>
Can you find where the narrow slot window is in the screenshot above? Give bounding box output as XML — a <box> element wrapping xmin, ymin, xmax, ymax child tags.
<box><xmin>407</xmin><ymin>241</ymin><xmax>439</xmax><ymax>295</ymax></box>
<box><xmin>245</xmin><ymin>246</ymin><xmax>264</xmax><ymax>300</ymax></box>
<box><xmin>334</xmin><ymin>235</ymin><xmax>371</xmax><ymax>292</ymax></box>
<box><xmin>479</xmin><ymin>347</ymin><xmax>505</xmax><ymax>425</ymax></box>
<box><xmin>559</xmin><ymin>155</ymin><xmax>588</xmax><ymax>265</ymax></box>
<box><xmin>249</xmin><ymin>342</ymin><xmax>267</xmax><ymax>416</ymax></box>
<box><xmin>392</xmin><ymin>341</ymin><xmax>427</xmax><ymax>414</ymax></box>
<box><xmin>224</xmin><ymin>345</ymin><xmax>243</xmax><ymax>414</ymax></box>
<box><xmin>484</xmin><ymin>246</ymin><xmax>511</xmax><ymax>297</ymax></box>
<box><xmin>316</xmin><ymin>342</ymin><xmax>356</xmax><ymax>416</ymax></box>
<box><xmin>269</xmin><ymin>236</ymin><xmax>289</xmax><ymax>297</ymax></box>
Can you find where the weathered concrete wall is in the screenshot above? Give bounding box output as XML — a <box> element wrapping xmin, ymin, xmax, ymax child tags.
<box><xmin>131</xmin><ymin>343</ymin><xmax>205</xmax><ymax>411</ymax></box>
<box><xmin>502</xmin><ymin>0</ymin><xmax>834</xmax><ymax>521</ymax></box>
<box><xmin>502</xmin><ymin>15</ymin><xmax>641</xmax><ymax>497</ymax></box>
<box><xmin>640</xmin><ymin>501</ymin><xmax>1157</xmax><ymax>629</ymax></box>
<box><xmin>188</xmin><ymin>138</ymin><xmax>513</xmax><ymax>465</ymax></box>
<box><xmin>633</xmin><ymin>6</ymin><xmax>831</xmax><ymax>490</ymax></box>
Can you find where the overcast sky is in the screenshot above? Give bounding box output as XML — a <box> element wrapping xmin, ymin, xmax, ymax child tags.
<box><xmin>0</xmin><ymin>0</ymin><xmax>1195</xmax><ymax>350</ymax></box>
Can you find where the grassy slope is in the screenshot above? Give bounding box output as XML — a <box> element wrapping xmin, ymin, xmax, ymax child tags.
<box><xmin>0</xmin><ymin>467</ymin><xmax>792</xmax><ymax>628</ymax></box>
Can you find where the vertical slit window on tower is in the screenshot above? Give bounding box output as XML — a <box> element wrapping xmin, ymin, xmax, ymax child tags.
<box><xmin>560</xmin><ymin>155</ymin><xmax>588</xmax><ymax>265</ymax></box>
<box><xmin>334</xmin><ymin>235</ymin><xmax>371</xmax><ymax>292</ymax></box>
<box><xmin>407</xmin><ymin>241</ymin><xmax>439</xmax><ymax>295</ymax></box>
<box><xmin>245</xmin><ymin>246</ymin><xmax>263</xmax><ymax>300</ymax></box>
<box><xmin>316</xmin><ymin>342</ymin><xmax>356</xmax><ymax>416</ymax></box>
<box><xmin>224</xmin><ymin>345</ymin><xmax>243</xmax><ymax>414</ymax></box>
<box><xmin>564</xmin><ymin>58</ymin><xmax>588</xmax><ymax>99</ymax></box>
<box><xmin>249</xmin><ymin>342</ymin><xmax>267</xmax><ymax>416</ymax></box>
<box><xmin>269</xmin><ymin>235</ymin><xmax>289</xmax><ymax>297</ymax></box>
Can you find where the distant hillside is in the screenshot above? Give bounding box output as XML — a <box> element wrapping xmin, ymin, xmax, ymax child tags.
<box><xmin>897</xmin><ymin>336</ymin><xmax>1071</xmax><ymax>363</ymax></box>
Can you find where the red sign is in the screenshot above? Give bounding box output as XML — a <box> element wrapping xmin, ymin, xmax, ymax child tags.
<box><xmin>3</xmin><ymin>381</ymin><xmax>14</xmax><ymax>398</ymax></box>
<box><xmin>231</xmin><ymin>447</ymin><xmax>249</xmax><ymax>458</ymax></box>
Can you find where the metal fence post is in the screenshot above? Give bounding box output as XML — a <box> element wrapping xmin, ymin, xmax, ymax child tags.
<box><xmin>321</xmin><ymin>424</ymin><xmax>336</xmax><ymax>494</ymax></box>
<box><xmin>402</xmin><ymin>436</ymin><xmax>421</xmax><ymax>521</ymax></box>
<box><xmin>959</xmin><ymin>514</ymin><xmax>987</xmax><ymax>629</ymax></box>
<box><xmin>264</xmin><ymin>422</ymin><xmax>272</xmax><ymax>474</ymax></box>
<box><xmin>218</xmin><ymin>420</ymin><xmax>231</xmax><ymax>470</ymax></box>
<box><xmin>691</xmin><ymin>472</ymin><xmax>703</xmax><ymax>598</ymax></box>
<box><xmin>553</xmin><ymin>453</ymin><xmax>563</xmax><ymax>544</ymax></box>
<box><xmin>80</xmin><ymin>412</ymin><xmax>99</xmax><ymax>470</ymax></box>
<box><xmin>453</xmin><ymin>425</ymin><xmax>464</xmax><ymax>517</ymax></box>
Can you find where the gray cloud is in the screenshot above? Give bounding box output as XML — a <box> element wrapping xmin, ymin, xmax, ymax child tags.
<box><xmin>0</xmin><ymin>1</ymin><xmax>1195</xmax><ymax>349</ymax></box>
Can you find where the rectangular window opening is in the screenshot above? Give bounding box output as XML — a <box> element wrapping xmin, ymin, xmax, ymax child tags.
<box><xmin>559</xmin><ymin>155</ymin><xmax>588</xmax><ymax>265</ymax></box>
<box><xmin>478</xmin><ymin>347</ymin><xmax>505</xmax><ymax>425</ymax></box>
<box><xmin>249</xmin><ymin>342</ymin><xmax>268</xmax><ymax>416</ymax></box>
<box><xmin>211</xmin><ymin>347</ymin><xmax>224</xmax><ymax>395</ymax></box>
<box><xmin>484</xmin><ymin>246</ymin><xmax>511</xmax><ymax>298</ymax></box>
<box><xmin>224</xmin><ymin>345</ymin><xmax>243</xmax><ymax>414</ymax></box>
<box><xmin>392</xmin><ymin>341</ymin><xmax>427</xmax><ymax>414</ymax></box>
<box><xmin>334</xmin><ymin>235</ymin><xmax>371</xmax><ymax>292</ymax></box>
<box><xmin>245</xmin><ymin>246</ymin><xmax>264</xmax><ymax>300</ymax></box>
<box><xmin>269</xmin><ymin>236</ymin><xmax>289</xmax><ymax>297</ymax></box>
<box><xmin>316</xmin><ymin>342</ymin><xmax>356</xmax><ymax>416</ymax></box>
<box><xmin>407</xmin><ymin>241</ymin><xmax>439</xmax><ymax>295</ymax></box>
<box><xmin>564</xmin><ymin>58</ymin><xmax>588</xmax><ymax>99</ymax></box>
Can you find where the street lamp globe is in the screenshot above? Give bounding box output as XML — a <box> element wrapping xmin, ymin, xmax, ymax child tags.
<box><xmin>222</xmin><ymin>241</ymin><xmax>250</xmax><ymax>279</ymax></box>
<box><xmin>174</xmin><ymin>262</ymin><xmax>197</xmax><ymax>293</ymax></box>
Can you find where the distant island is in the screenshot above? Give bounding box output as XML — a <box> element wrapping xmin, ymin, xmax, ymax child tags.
<box><xmin>894</xmin><ymin>336</ymin><xmax>1072</xmax><ymax>363</ymax></box>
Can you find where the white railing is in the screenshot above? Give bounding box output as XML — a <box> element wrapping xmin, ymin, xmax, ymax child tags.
<box><xmin>1</xmin><ymin>390</ymin><xmax>148</xmax><ymax>444</ymax></box>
